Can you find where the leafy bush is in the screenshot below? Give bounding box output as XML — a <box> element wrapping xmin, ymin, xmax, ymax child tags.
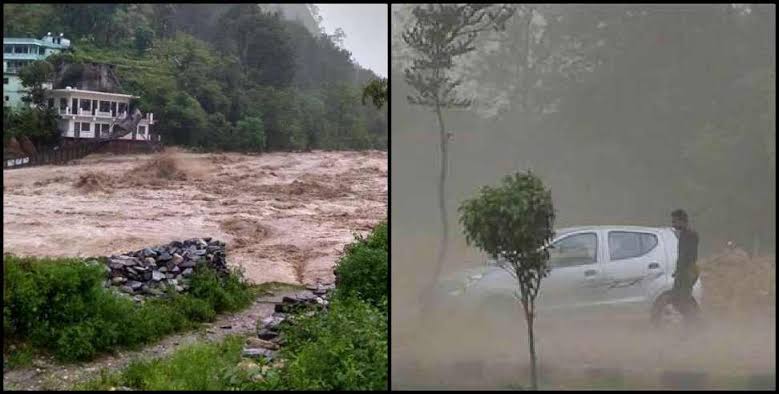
<box><xmin>250</xmin><ymin>220</ymin><xmax>389</xmax><ymax>390</ymax></box>
<box><xmin>248</xmin><ymin>297</ymin><xmax>387</xmax><ymax>391</ymax></box>
<box><xmin>187</xmin><ymin>263</ymin><xmax>254</xmax><ymax>313</ymax></box>
<box><xmin>333</xmin><ymin>221</ymin><xmax>388</xmax><ymax>309</ymax></box>
<box><xmin>3</xmin><ymin>254</ymin><xmax>253</xmax><ymax>363</ymax></box>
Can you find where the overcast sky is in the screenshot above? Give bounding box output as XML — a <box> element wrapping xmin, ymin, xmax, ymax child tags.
<box><xmin>315</xmin><ymin>4</ymin><xmax>388</xmax><ymax>77</ymax></box>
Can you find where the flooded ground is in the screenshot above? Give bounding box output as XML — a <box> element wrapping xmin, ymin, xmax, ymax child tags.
<box><xmin>3</xmin><ymin>148</ymin><xmax>387</xmax><ymax>285</ymax></box>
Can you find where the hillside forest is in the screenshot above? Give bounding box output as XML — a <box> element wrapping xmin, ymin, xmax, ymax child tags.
<box><xmin>4</xmin><ymin>4</ymin><xmax>388</xmax><ymax>153</ymax></box>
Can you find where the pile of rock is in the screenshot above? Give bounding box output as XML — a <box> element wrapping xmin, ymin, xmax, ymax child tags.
<box><xmin>104</xmin><ymin>238</ymin><xmax>228</xmax><ymax>302</ymax></box>
<box><xmin>245</xmin><ymin>284</ymin><xmax>335</xmax><ymax>361</ymax></box>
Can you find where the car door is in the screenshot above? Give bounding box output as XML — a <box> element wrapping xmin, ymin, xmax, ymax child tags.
<box><xmin>537</xmin><ymin>231</ymin><xmax>608</xmax><ymax>311</ymax></box>
<box><xmin>598</xmin><ymin>230</ymin><xmax>666</xmax><ymax>307</ymax></box>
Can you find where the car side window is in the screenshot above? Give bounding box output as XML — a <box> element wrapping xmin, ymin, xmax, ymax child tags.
<box><xmin>608</xmin><ymin>231</ymin><xmax>658</xmax><ymax>261</ymax></box>
<box><xmin>548</xmin><ymin>233</ymin><xmax>598</xmax><ymax>269</ymax></box>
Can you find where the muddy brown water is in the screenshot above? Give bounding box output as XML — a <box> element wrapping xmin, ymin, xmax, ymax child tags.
<box><xmin>3</xmin><ymin>149</ymin><xmax>387</xmax><ymax>285</ymax></box>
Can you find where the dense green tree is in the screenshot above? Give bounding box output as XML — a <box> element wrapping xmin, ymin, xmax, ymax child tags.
<box><xmin>235</xmin><ymin>115</ymin><xmax>267</xmax><ymax>152</ymax></box>
<box><xmin>459</xmin><ymin>171</ymin><xmax>556</xmax><ymax>391</ymax></box>
<box><xmin>160</xmin><ymin>92</ymin><xmax>208</xmax><ymax>146</ymax></box>
<box><xmin>3</xmin><ymin>107</ymin><xmax>60</xmax><ymax>148</ymax></box>
<box><xmin>19</xmin><ymin>60</ymin><xmax>55</xmax><ymax>108</ymax></box>
<box><xmin>216</xmin><ymin>5</ymin><xmax>296</xmax><ymax>88</ymax></box>
<box><xmin>362</xmin><ymin>78</ymin><xmax>388</xmax><ymax>109</ymax></box>
<box><xmin>3</xmin><ymin>4</ymin><xmax>56</xmax><ymax>36</ymax></box>
<box><xmin>134</xmin><ymin>25</ymin><xmax>154</xmax><ymax>54</ymax></box>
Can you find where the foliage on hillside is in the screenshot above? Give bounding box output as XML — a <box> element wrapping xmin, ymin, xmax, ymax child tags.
<box><xmin>3</xmin><ymin>4</ymin><xmax>387</xmax><ymax>153</ymax></box>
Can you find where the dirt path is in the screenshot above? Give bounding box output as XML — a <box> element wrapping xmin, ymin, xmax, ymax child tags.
<box><xmin>2</xmin><ymin>288</ymin><xmax>310</xmax><ymax>391</ymax></box>
<box><xmin>3</xmin><ymin>149</ymin><xmax>387</xmax><ymax>285</ymax></box>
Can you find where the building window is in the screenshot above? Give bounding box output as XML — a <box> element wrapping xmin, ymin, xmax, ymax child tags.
<box><xmin>3</xmin><ymin>78</ymin><xmax>8</xmax><ymax>85</ymax></box>
<box><xmin>4</xmin><ymin>96</ymin><xmax>9</xmax><ymax>102</ymax></box>
<box><xmin>81</xmin><ymin>122</ymin><xmax>90</xmax><ymax>132</ymax></box>
<box><xmin>99</xmin><ymin>101</ymin><xmax>110</xmax><ymax>113</ymax></box>
<box><xmin>118</xmin><ymin>102</ymin><xmax>127</xmax><ymax>115</ymax></box>
<box><xmin>14</xmin><ymin>46</ymin><xmax>24</xmax><ymax>54</ymax></box>
<box><xmin>80</xmin><ymin>99</ymin><xmax>91</xmax><ymax>112</ymax></box>
<box><xmin>60</xmin><ymin>98</ymin><xmax>67</xmax><ymax>111</ymax></box>
<box><xmin>111</xmin><ymin>101</ymin><xmax>117</xmax><ymax>116</ymax></box>
<box><xmin>138</xmin><ymin>125</ymin><xmax>146</xmax><ymax>136</ymax></box>
<box><xmin>3</xmin><ymin>45</ymin><xmax>10</xmax><ymax>53</ymax></box>
<box><xmin>101</xmin><ymin>123</ymin><xmax>110</xmax><ymax>136</ymax></box>
<box><xmin>74</xmin><ymin>122</ymin><xmax>80</xmax><ymax>135</ymax></box>
<box><xmin>72</xmin><ymin>98</ymin><xmax>78</xmax><ymax>114</ymax></box>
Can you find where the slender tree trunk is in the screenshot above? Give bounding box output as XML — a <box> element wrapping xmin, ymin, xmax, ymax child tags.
<box><xmin>524</xmin><ymin>301</ymin><xmax>538</xmax><ymax>390</ymax></box>
<box><xmin>420</xmin><ymin>100</ymin><xmax>449</xmax><ymax>316</ymax></box>
<box><xmin>435</xmin><ymin>101</ymin><xmax>449</xmax><ymax>288</ymax></box>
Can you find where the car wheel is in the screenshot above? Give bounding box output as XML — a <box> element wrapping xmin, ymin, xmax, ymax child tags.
<box><xmin>650</xmin><ymin>292</ymin><xmax>683</xmax><ymax>328</ymax></box>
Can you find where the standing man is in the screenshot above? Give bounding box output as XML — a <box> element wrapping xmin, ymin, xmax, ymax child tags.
<box><xmin>671</xmin><ymin>209</ymin><xmax>701</xmax><ymax>327</ymax></box>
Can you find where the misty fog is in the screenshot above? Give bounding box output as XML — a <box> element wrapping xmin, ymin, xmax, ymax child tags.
<box><xmin>391</xmin><ymin>4</ymin><xmax>775</xmax><ymax>390</ymax></box>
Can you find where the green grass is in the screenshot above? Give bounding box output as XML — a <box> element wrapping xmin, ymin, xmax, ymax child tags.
<box><xmin>75</xmin><ymin>335</ymin><xmax>249</xmax><ymax>391</ymax></box>
<box><xmin>3</xmin><ymin>342</ymin><xmax>34</xmax><ymax>370</ymax></box>
<box><xmin>3</xmin><ymin>254</ymin><xmax>254</xmax><ymax>364</ymax></box>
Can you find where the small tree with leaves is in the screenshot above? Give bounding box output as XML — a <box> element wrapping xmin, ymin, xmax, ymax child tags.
<box><xmin>402</xmin><ymin>3</ymin><xmax>515</xmax><ymax>310</ymax></box>
<box><xmin>458</xmin><ymin>171</ymin><xmax>555</xmax><ymax>390</ymax></box>
<box><xmin>362</xmin><ymin>78</ymin><xmax>388</xmax><ymax>109</ymax></box>
<box><xmin>19</xmin><ymin>60</ymin><xmax>55</xmax><ymax>108</ymax></box>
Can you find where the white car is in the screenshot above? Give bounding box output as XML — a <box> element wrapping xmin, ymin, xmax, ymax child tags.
<box><xmin>434</xmin><ymin>226</ymin><xmax>703</xmax><ymax>326</ymax></box>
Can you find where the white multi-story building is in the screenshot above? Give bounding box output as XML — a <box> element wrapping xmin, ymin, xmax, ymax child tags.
<box><xmin>45</xmin><ymin>87</ymin><xmax>157</xmax><ymax>141</ymax></box>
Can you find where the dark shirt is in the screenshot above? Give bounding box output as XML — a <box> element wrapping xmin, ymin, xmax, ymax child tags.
<box><xmin>676</xmin><ymin>228</ymin><xmax>699</xmax><ymax>281</ymax></box>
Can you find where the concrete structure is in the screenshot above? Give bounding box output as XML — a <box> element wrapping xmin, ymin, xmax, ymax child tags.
<box><xmin>44</xmin><ymin>87</ymin><xmax>157</xmax><ymax>142</ymax></box>
<box><xmin>3</xmin><ymin>32</ymin><xmax>70</xmax><ymax>107</ymax></box>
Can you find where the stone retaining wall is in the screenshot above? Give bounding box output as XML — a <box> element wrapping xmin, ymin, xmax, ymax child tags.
<box><xmin>104</xmin><ymin>238</ymin><xmax>228</xmax><ymax>302</ymax></box>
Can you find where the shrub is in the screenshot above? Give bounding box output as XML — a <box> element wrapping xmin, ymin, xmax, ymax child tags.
<box><xmin>257</xmin><ymin>297</ymin><xmax>388</xmax><ymax>390</ymax></box>
<box><xmin>333</xmin><ymin>221</ymin><xmax>388</xmax><ymax>309</ymax></box>
<box><xmin>55</xmin><ymin>321</ymin><xmax>97</xmax><ymax>361</ymax></box>
<box><xmin>188</xmin><ymin>264</ymin><xmax>254</xmax><ymax>313</ymax></box>
<box><xmin>3</xmin><ymin>255</ymin><xmax>254</xmax><ymax>363</ymax></box>
<box><xmin>175</xmin><ymin>296</ymin><xmax>217</xmax><ymax>322</ymax></box>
